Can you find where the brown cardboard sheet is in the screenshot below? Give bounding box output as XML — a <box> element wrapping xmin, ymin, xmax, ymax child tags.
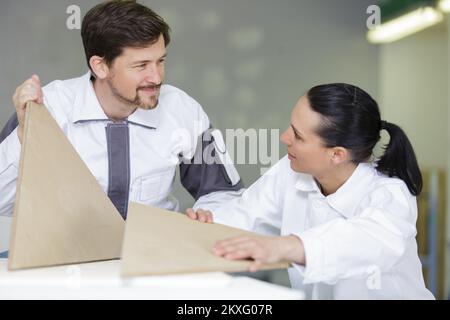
<box><xmin>8</xmin><ymin>102</ymin><xmax>288</xmax><ymax>275</ymax></box>
<box><xmin>121</xmin><ymin>202</ymin><xmax>290</xmax><ymax>277</ymax></box>
<box><xmin>8</xmin><ymin>103</ymin><xmax>125</xmax><ymax>270</ymax></box>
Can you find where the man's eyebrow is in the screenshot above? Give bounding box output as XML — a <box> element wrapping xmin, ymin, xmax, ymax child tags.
<box><xmin>131</xmin><ymin>54</ymin><xmax>167</xmax><ymax>65</ymax></box>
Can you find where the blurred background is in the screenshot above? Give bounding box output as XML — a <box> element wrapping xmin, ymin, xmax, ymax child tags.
<box><xmin>0</xmin><ymin>0</ymin><xmax>448</xmax><ymax>298</ymax></box>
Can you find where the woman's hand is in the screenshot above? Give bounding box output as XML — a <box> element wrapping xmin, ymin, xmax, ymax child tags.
<box><xmin>212</xmin><ymin>234</ymin><xmax>306</xmax><ymax>272</ymax></box>
<box><xmin>186</xmin><ymin>208</ymin><xmax>213</xmax><ymax>223</ymax></box>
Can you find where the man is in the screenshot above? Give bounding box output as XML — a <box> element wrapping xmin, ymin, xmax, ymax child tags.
<box><xmin>0</xmin><ymin>1</ymin><xmax>243</xmax><ymax>224</ymax></box>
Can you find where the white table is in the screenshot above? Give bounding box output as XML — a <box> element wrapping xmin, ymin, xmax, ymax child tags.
<box><xmin>0</xmin><ymin>259</ymin><xmax>304</xmax><ymax>300</ymax></box>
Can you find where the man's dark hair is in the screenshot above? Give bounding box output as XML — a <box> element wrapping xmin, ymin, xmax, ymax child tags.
<box><xmin>81</xmin><ymin>0</ymin><xmax>170</xmax><ymax>71</ymax></box>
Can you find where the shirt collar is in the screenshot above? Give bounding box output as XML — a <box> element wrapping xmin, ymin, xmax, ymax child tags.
<box><xmin>72</xmin><ymin>72</ymin><xmax>109</xmax><ymax>124</ymax></box>
<box><xmin>72</xmin><ymin>71</ymin><xmax>161</xmax><ymax>129</ymax></box>
<box><xmin>294</xmin><ymin>173</ymin><xmax>321</xmax><ymax>193</ymax></box>
<box><xmin>326</xmin><ymin>163</ymin><xmax>377</xmax><ymax>218</ymax></box>
<box><xmin>127</xmin><ymin>102</ymin><xmax>161</xmax><ymax>129</ymax></box>
<box><xmin>294</xmin><ymin>162</ymin><xmax>377</xmax><ymax>218</ymax></box>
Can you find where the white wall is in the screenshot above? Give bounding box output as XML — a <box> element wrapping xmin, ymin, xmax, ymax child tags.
<box><xmin>379</xmin><ymin>23</ymin><xmax>448</xmax><ymax>169</ymax></box>
<box><xmin>379</xmin><ymin>18</ymin><xmax>449</xmax><ymax>298</ymax></box>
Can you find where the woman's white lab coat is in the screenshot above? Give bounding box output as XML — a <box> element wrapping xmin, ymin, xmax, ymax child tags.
<box><xmin>211</xmin><ymin>156</ymin><xmax>434</xmax><ymax>300</ymax></box>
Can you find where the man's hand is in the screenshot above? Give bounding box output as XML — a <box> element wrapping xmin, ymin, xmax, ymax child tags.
<box><xmin>212</xmin><ymin>234</ymin><xmax>306</xmax><ymax>272</ymax></box>
<box><xmin>12</xmin><ymin>75</ymin><xmax>44</xmax><ymax>143</ymax></box>
<box><xmin>186</xmin><ymin>208</ymin><xmax>214</xmax><ymax>223</ymax></box>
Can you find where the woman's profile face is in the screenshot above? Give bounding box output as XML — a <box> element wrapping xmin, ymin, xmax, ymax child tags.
<box><xmin>280</xmin><ymin>95</ymin><xmax>333</xmax><ymax>177</ymax></box>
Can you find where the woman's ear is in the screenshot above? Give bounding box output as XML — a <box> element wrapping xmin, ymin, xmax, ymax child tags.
<box><xmin>89</xmin><ymin>55</ymin><xmax>109</xmax><ymax>80</ymax></box>
<box><xmin>330</xmin><ymin>147</ymin><xmax>349</xmax><ymax>165</ymax></box>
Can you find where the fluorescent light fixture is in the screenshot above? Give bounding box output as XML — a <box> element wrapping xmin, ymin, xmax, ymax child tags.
<box><xmin>367</xmin><ymin>7</ymin><xmax>443</xmax><ymax>44</ymax></box>
<box><xmin>439</xmin><ymin>0</ymin><xmax>450</xmax><ymax>12</ymax></box>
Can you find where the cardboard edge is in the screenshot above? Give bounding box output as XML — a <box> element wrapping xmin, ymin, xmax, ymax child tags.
<box><xmin>7</xmin><ymin>102</ymin><xmax>36</xmax><ymax>270</ymax></box>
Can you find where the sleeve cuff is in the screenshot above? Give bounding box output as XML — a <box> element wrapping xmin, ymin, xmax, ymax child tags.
<box><xmin>291</xmin><ymin>229</ymin><xmax>326</xmax><ymax>284</ymax></box>
<box><xmin>193</xmin><ymin>189</ymin><xmax>245</xmax><ymax>212</ymax></box>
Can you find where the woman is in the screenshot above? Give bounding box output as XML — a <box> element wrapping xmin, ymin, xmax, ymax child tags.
<box><xmin>187</xmin><ymin>83</ymin><xmax>434</xmax><ymax>300</ymax></box>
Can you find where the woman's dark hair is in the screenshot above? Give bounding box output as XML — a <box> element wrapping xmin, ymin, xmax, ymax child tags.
<box><xmin>306</xmin><ymin>83</ymin><xmax>422</xmax><ymax>196</ymax></box>
<box><xmin>81</xmin><ymin>0</ymin><xmax>170</xmax><ymax>70</ymax></box>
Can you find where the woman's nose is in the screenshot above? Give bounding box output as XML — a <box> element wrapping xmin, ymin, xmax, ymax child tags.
<box><xmin>280</xmin><ymin>129</ymin><xmax>291</xmax><ymax>146</ymax></box>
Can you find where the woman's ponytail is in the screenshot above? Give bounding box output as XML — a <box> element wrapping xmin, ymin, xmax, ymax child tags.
<box><xmin>377</xmin><ymin>121</ymin><xmax>423</xmax><ymax>196</ymax></box>
<box><xmin>307</xmin><ymin>83</ymin><xmax>423</xmax><ymax>196</ymax></box>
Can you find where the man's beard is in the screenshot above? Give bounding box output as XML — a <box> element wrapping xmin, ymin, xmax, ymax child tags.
<box><xmin>107</xmin><ymin>78</ymin><xmax>162</xmax><ymax>110</ymax></box>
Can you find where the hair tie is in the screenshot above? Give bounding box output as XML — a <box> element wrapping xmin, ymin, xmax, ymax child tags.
<box><xmin>380</xmin><ymin>120</ymin><xmax>388</xmax><ymax>129</ymax></box>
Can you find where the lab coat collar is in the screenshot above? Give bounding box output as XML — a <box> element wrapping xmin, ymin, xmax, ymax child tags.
<box><xmin>294</xmin><ymin>173</ymin><xmax>322</xmax><ymax>193</ymax></box>
<box><xmin>127</xmin><ymin>101</ymin><xmax>161</xmax><ymax>129</ymax></box>
<box><xmin>72</xmin><ymin>71</ymin><xmax>161</xmax><ymax>129</ymax></box>
<box><xmin>294</xmin><ymin>162</ymin><xmax>377</xmax><ymax>218</ymax></box>
<box><xmin>325</xmin><ymin>163</ymin><xmax>376</xmax><ymax>218</ymax></box>
<box><xmin>72</xmin><ymin>72</ymin><xmax>109</xmax><ymax>124</ymax></box>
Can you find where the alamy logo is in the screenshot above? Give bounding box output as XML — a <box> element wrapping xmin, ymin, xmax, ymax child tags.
<box><xmin>366</xmin><ymin>5</ymin><xmax>381</xmax><ymax>30</ymax></box>
<box><xmin>66</xmin><ymin>5</ymin><xmax>81</xmax><ymax>30</ymax></box>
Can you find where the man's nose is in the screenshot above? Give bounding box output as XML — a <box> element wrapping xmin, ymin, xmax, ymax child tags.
<box><xmin>144</xmin><ymin>65</ymin><xmax>162</xmax><ymax>84</ymax></box>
